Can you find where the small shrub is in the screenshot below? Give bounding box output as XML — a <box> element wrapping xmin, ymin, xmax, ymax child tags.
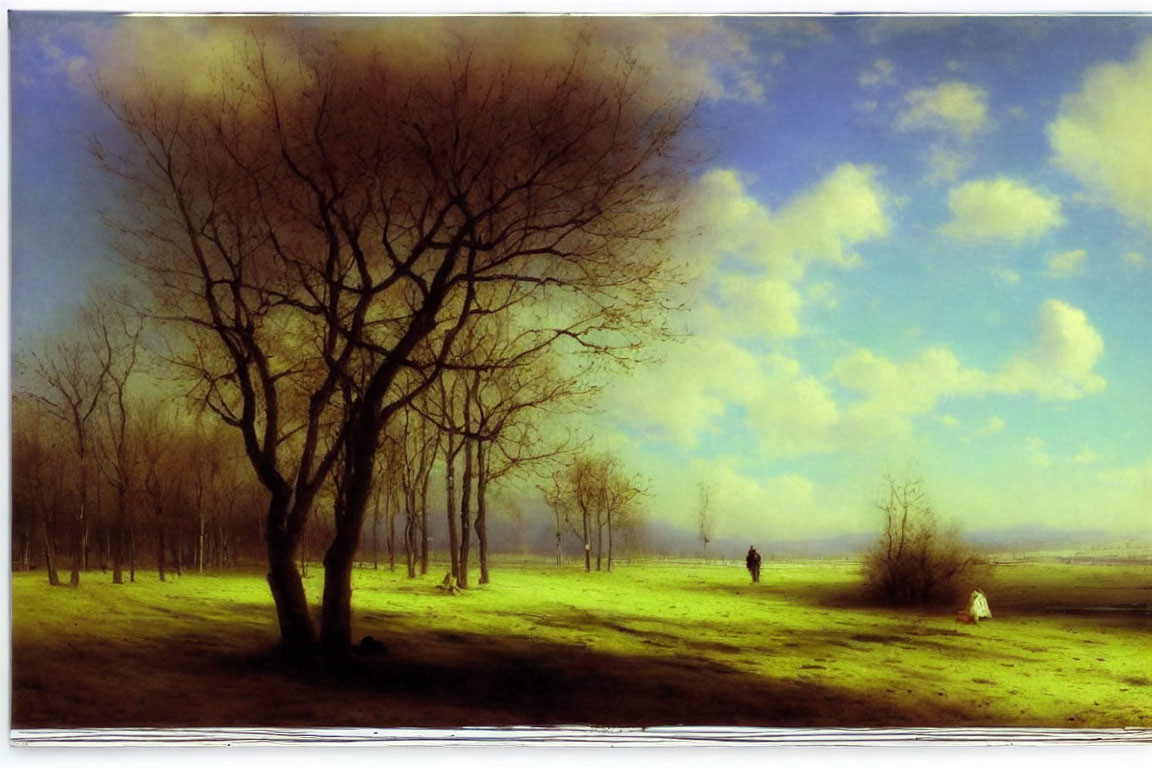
<box><xmin>864</xmin><ymin>473</ymin><xmax>977</xmax><ymax>606</ymax></box>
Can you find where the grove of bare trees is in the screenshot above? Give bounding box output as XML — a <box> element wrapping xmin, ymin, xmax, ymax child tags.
<box><xmin>72</xmin><ymin>21</ymin><xmax>693</xmax><ymax>659</ymax></box>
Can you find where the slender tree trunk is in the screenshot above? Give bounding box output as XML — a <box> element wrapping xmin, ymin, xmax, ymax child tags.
<box><xmin>582</xmin><ymin>511</ymin><xmax>591</xmax><ymax>573</ymax></box>
<box><xmin>156</xmin><ymin>512</ymin><xmax>167</xmax><ymax>582</ymax></box>
<box><xmin>387</xmin><ymin>489</ymin><xmax>396</xmax><ymax>571</ymax></box>
<box><xmin>198</xmin><ymin>511</ymin><xmax>206</xmax><ymax>573</ymax></box>
<box><xmin>173</xmin><ymin>535</ymin><xmax>183</xmax><ymax>576</ymax></box>
<box><xmin>42</xmin><ymin>518</ymin><xmax>60</xmax><ymax>586</ymax></box>
<box><xmin>555</xmin><ymin>516</ymin><xmax>563</xmax><ymax>566</ymax></box>
<box><xmin>404</xmin><ymin>489</ymin><xmax>417</xmax><ymax>579</ymax></box>
<box><xmin>128</xmin><ymin>516</ymin><xmax>136</xmax><ymax>582</ymax></box>
<box><xmin>70</xmin><ymin>498</ymin><xmax>85</xmax><ymax>586</ymax></box>
<box><xmin>445</xmin><ymin>442</ymin><xmax>459</xmax><ymax>580</ymax></box>
<box><xmin>372</xmin><ymin>498</ymin><xmax>380</xmax><ymax>570</ymax></box>
<box><xmin>476</xmin><ymin>440</ymin><xmax>490</xmax><ymax>585</ymax></box>
<box><xmin>607</xmin><ymin>504</ymin><xmax>614</xmax><ymax>573</ymax></box>
<box><xmin>596</xmin><ymin>508</ymin><xmax>603</xmax><ymax>572</ymax></box>
<box><xmin>419</xmin><ymin>471</ymin><xmax>430</xmax><ymax>576</ymax></box>
<box><xmin>458</xmin><ymin>440</ymin><xmax>473</xmax><ymax>589</ymax></box>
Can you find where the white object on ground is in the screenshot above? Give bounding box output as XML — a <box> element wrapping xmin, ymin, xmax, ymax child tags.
<box><xmin>967</xmin><ymin>589</ymin><xmax>992</xmax><ymax>622</ymax></box>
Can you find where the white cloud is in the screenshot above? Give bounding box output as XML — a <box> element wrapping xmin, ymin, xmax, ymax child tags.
<box><xmin>683</xmin><ymin>164</ymin><xmax>889</xmax><ymax>337</ymax></box>
<box><xmin>690</xmin><ymin>164</ymin><xmax>889</xmax><ymax>280</ymax></box>
<box><xmin>744</xmin><ymin>355</ymin><xmax>843</xmax><ymax>456</ymax></box>
<box><xmin>1043</xmin><ymin>248</ymin><xmax>1087</xmax><ymax>279</ymax></box>
<box><xmin>604</xmin><ymin>337</ymin><xmax>761</xmax><ymax>448</ymax></box>
<box><xmin>1049</xmin><ymin>37</ymin><xmax>1152</xmax><ymax>230</ymax></box>
<box><xmin>1124</xmin><ymin>251</ymin><xmax>1149</xmax><ymax>270</ymax></box>
<box><xmin>897</xmin><ymin>80</ymin><xmax>992</xmax><ymax>140</ymax></box>
<box><xmin>712</xmin><ymin>275</ymin><xmax>803</xmax><ymax>339</ymax></box>
<box><xmin>995</xmin><ymin>299</ymin><xmax>1106</xmax><ymax>400</ymax></box>
<box><xmin>942</xmin><ymin>177</ymin><xmax>1064</xmax><ymax>243</ymax></box>
<box><xmin>830</xmin><ymin>300</ymin><xmax>1106</xmax><ymax>439</ymax></box>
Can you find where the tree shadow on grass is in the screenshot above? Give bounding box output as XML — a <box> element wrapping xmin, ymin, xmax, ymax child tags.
<box><xmin>219</xmin><ymin>626</ymin><xmax>928</xmax><ymax>728</ymax></box>
<box><xmin>14</xmin><ymin>621</ymin><xmax>927</xmax><ymax>729</ymax></box>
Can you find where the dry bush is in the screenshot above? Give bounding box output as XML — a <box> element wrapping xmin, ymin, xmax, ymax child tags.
<box><xmin>864</xmin><ymin>473</ymin><xmax>977</xmax><ymax>606</ymax></box>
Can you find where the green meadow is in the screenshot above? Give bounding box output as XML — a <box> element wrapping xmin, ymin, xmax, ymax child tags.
<box><xmin>11</xmin><ymin>558</ymin><xmax>1151</xmax><ymax>729</ymax></box>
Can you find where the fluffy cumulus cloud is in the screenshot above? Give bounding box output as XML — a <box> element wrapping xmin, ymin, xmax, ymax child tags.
<box><xmin>897</xmin><ymin>80</ymin><xmax>992</xmax><ymax>140</ymax></box>
<box><xmin>604</xmin><ymin>337</ymin><xmax>762</xmax><ymax>448</ymax></box>
<box><xmin>609</xmin><ymin>296</ymin><xmax>1106</xmax><ymax>462</ymax></box>
<box><xmin>834</xmin><ymin>346</ymin><xmax>987</xmax><ymax>438</ymax></box>
<box><xmin>690</xmin><ymin>164</ymin><xmax>889</xmax><ymax>281</ymax></box>
<box><xmin>942</xmin><ymin>177</ymin><xmax>1064</xmax><ymax>243</ymax></box>
<box><xmin>1049</xmin><ymin>36</ymin><xmax>1152</xmax><ymax>230</ymax></box>
<box><xmin>1044</xmin><ymin>249</ymin><xmax>1088</xmax><ymax>279</ymax></box>
<box><xmin>744</xmin><ymin>355</ymin><xmax>843</xmax><ymax>456</ymax></box>
<box><xmin>678</xmin><ymin>164</ymin><xmax>889</xmax><ymax>343</ymax></box>
<box><xmin>830</xmin><ymin>300</ymin><xmax>1106</xmax><ymax>439</ymax></box>
<box><xmin>995</xmin><ymin>299</ymin><xmax>1106</xmax><ymax>399</ymax></box>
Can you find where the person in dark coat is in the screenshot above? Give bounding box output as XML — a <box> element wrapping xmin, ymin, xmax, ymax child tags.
<box><xmin>746</xmin><ymin>546</ymin><xmax>762</xmax><ymax>583</ymax></box>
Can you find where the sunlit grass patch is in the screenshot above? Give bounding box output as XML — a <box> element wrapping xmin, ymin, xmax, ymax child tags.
<box><xmin>11</xmin><ymin>557</ymin><xmax>1152</xmax><ymax>728</ymax></box>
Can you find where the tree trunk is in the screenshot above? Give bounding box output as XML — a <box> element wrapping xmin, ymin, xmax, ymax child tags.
<box><xmin>372</xmin><ymin>498</ymin><xmax>380</xmax><ymax>570</ymax></box>
<box><xmin>198</xmin><ymin>511</ymin><xmax>206</xmax><ymax>573</ymax></box>
<box><xmin>320</xmin><ymin>418</ymin><xmax>377</xmax><ymax>661</ymax></box>
<box><xmin>404</xmin><ymin>488</ymin><xmax>417</xmax><ymax>579</ymax></box>
<box><xmin>607</xmin><ymin>503</ymin><xmax>614</xmax><ymax>573</ymax></box>
<box><xmin>458</xmin><ymin>439</ymin><xmax>473</xmax><ymax>589</ymax></box>
<box><xmin>42</xmin><ymin>518</ymin><xmax>60</xmax><ymax>586</ymax></box>
<box><xmin>595</xmin><ymin>507</ymin><xmax>603</xmax><ymax>572</ymax></box>
<box><xmin>582</xmin><ymin>509</ymin><xmax>591</xmax><ymax>572</ymax></box>
<box><xmin>266</xmin><ymin>526</ymin><xmax>316</xmax><ymax>657</ymax></box>
<box><xmin>128</xmin><ymin>517</ymin><xmax>136</xmax><ymax>582</ymax></box>
<box><xmin>476</xmin><ymin>440</ymin><xmax>490</xmax><ymax>585</ymax></box>
<box><xmin>70</xmin><ymin>498</ymin><xmax>85</xmax><ymax>586</ymax></box>
<box><xmin>156</xmin><ymin>513</ymin><xmax>167</xmax><ymax>582</ymax></box>
<box><xmin>387</xmin><ymin>491</ymin><xmax>396</xmax><ymax>572</ymax></box>
<box><xmin>173</xmin><ymin>535</ymin><xmax>183</xmax><ymax>576</ymax></box>
<box><xmin>419</xmin><ymin>471</ymin><xmax>430</xmax><ymax>577</ymax></box>
<box><xmin>445</xmin><ymin>441</ymin><xmax>459</xmax><ymax>580</ymax></box>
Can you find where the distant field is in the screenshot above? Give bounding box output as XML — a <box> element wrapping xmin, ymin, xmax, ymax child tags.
<box><xmin>10</xmin><ymin>557</ymin><xmax>1151</xmax><ymax>729</ymax></box>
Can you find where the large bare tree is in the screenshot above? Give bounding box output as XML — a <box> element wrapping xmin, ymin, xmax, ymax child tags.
<box><xmin>98</xmin><ymin>22</ymin><xmax>691</xmax><ymax>658</ymax></box>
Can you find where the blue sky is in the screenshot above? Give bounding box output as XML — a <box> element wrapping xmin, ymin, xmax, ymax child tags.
<box><xmin>9</xmin><ymin>14</ymin><xmax>1152</xmax><ymax>544</ymax></box>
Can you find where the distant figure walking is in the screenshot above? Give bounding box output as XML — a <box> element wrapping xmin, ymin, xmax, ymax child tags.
<box><xmin>746</xmin><ymin>546</ymin><xmax>762</xmax><ymax>583</ymax></box>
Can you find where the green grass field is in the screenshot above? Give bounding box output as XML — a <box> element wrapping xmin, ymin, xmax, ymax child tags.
<box><xmin>10</xmin><ymin>557</ymin><xmax>1151</xmax><ymax>729</ymax></box>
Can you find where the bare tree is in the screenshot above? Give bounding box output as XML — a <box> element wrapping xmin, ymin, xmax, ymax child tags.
<box><xmin>99</xmin><ymin>24</ymin><xmax>691</xmax><ymax>658</ymax></box>
<box><xmin>697</xmin><ymin>482</ymin><xmax>713</xmax><ymax>561</ymax></box>
<box><xmin>546</xmin><ymin>451</ymin><xmax>645</xmax><ymax>573</ymax></box>
<box><xmin>92</xmin><ymin>301</ymin><xmax>144</xmax><ymax>584</ymax></box>
<box><xmin>28</xmin><ymin>307</ymin><xmax>116</xmax><ymax>586</ymax></box>
<box><xmin>12</xmin><ymin>396</ymin><xmax>69</xmax><ymax>585</ymax></box>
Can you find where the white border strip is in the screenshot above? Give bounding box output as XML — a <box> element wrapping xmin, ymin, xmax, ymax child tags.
<box><xmin>11</xmin><ymin>727</ymin><xmax>1152</xmax><ymax>746</ymax></box>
